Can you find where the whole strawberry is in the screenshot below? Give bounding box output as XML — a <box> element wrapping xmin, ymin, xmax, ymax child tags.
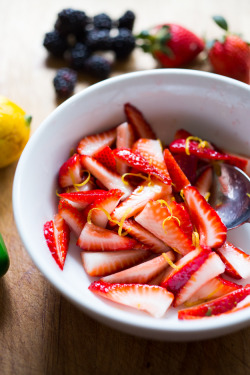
<box><xmin>136</xmin><ymin>24</ymin><xmax>205</xmax><ymax>68</ymax></box>
<box><xmin>208</xmin><ymin>16</ymin><xmax>250</xmax><ymax>83</ymax></box>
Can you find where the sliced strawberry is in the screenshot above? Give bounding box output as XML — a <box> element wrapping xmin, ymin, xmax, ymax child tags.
<box><xmin>77</xmin><ymin>222</ymin><xmax>146</xmax><ymax>251</ymax></box>
<box><xmin>216</xmin><ymin>241</ymin><xmax>250</xmax><ymax>279</ymax></box>
<box><xmin>133</xmin><ymin>138</ymin><xmax>171</xmax><ymax>184</ymax></box>
<box><xmin>111</xmin><ymin>178</ymin><xmax>172</xmax><ymax>224</ymax></box>
<box><xmin>102</xmin><ymin>251</ymin><xmax>175</xmax><ymax>284</ymax></box>
<box><xmin>89</xmin><ymin>280</ymin><xmax>174</xmax><ymax>318</ymax></box>
<box><xmin>81</xmin><ymin>155</ymin><xmax>133</xmax><ymax>199</ymax></box>
<box><xmin>84</xmin><ymin>189</ymin><xmax>123</xmax><ymax>228</ymax></box>
<box><xmin>163</xmin><ymin>148</ymin><xmax>190</xmax><ymax>192</ymax></box>
<box><xmin>229</xmin><ymin>295</ymin><xmax>250</xmax><ymax>314</ymax></box>
<box><xmin>186</xmin><ymin>276</ymin><xmax>241</xmax><ymax>306</ymax></box>
<box><xmin>77</xmin><ymin>128</ymin><xmax>116</xmax><ymax>156</ymax></box>
<box><xmin>178</xmin><ymin>284</ymin><xmax>250</xmax><ymax>319</ymax></box>
<box><xmin>195</xmin><ymin>166</ymin><xmax>213</xmax><ymax>198</ymax></box>
<box><xmin>124</xmin><ymin>103</ymin><xmax>156</xmax><ymax>140</ymax></box>
<box><xmin>94</xmin><ymin>146</ymin><xmax>117</xmax><ymax>172</ymax></box>
<box><xmin>183</xmin><ymin>186</ymin><xmax>227</xmax><ymax>248</ymax></box>
<box><xmin>116</xmin><ymin>122</ymin><xmax>135</xmax><ymax>175</ymax></box>
<box><xmin>135</xmin><ymin>200</ymin><xmax>195</xmax><ymax>255</ymax></box>
<box><xmin>173</xmin><ymin>252</ymin><xmax>225</xmax><ymax>307</ymax></box>
<box><xmin>59</xmin><ymin>189</ymin><xmax>108</xmax><ymax>209</ymax></box>
<box><xmin>81</xmin><ymin>249</ymin><xmax>150</xmax><ymax>277</ymax></box>
<box><xmin>43</xmin><ymin>214</ymin><xmax>70</xmax><ymax>270</ymax></box>
<box><xmin>173</xmin><ymin>154</ymin><xmax>198</xmax><ymax>185</ymax></box>
<box><xmin>122</xmin><ymin>218</ymin><xmax>171</xmax><ymax>253</ymax></box>
<box><xmin>169</xmin><ymin>201</ymin><xmax>193</xmax><ymax>241</ymax></box>
<box><xmin>58</xmin><ymin>153</ymin><xmax>82</xmax><ymax>188</ymax></box>
<box><xmin>58</xmin><ymin>200</ymin><xmax>86</xmax><ymax>237</ymax></box>
<box><xmin>220</xmin><ymin>149</ymin><xmax>250</xmax><ymax>177</ymax></box>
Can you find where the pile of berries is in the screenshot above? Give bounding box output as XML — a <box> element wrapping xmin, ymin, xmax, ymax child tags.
<box><xmin>43</xmin><ymin>8</ymin><xmax>136</xmax><ymax>97</ymax></box>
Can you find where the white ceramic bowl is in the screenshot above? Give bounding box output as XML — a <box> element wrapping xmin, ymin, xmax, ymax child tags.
<box><xmin>13</xmin><ymin>70</ymin><xmax>250</xmax><ymax>341</ymax></box>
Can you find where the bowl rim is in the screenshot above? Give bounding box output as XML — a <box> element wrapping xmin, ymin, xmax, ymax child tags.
<box><xmin>13</xmin><ymin>69</ymin><xmax>250</xmax><ymax>340</ymax></box>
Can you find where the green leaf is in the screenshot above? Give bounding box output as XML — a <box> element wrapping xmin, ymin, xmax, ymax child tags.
<box><xmin>213</xmin><ymin>15</ymin><xmax>228</xmax><ymax>31</ymax></box>
<box><xmin>0</xmin><ymin>233</ymin><xmax>10</xmax><ymax>277</ymax></box>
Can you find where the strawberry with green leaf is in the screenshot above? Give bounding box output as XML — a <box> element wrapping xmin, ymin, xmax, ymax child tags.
<box><xmin>208</xmin><ymin>16</ymin><xmax>250</xmax><ymax>83</ymax></box>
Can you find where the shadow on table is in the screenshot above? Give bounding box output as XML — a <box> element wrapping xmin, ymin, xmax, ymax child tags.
<box><xmin>0</xmin><ymin>278</ymin><xmax>12</xmax><ymax>329</ymax></box>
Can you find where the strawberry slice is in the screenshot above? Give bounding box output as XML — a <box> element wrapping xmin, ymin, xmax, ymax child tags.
<box><xmin>77</xmin><ymin>222</ymin><xmax>146</xmax><ymax>251</ymax></box>
<box><xmin>58</xmin><ymin>153</ymin><xmax>83</xmax><ymax>188</ymax></box>
<box><xmin>58</xmin><ymin>200</ymin><xmax>86</xmax><ymax>237</ymax></box>
<box><xmin>102</xmin><ymin>251</ymin><xmax>175</xmax><ymax>284</ymax></box>
<box><xmin>81</xmin><ymin>249</ymin><xmax>150</xmax><ymax>277</ymax></box>
<box><xmin>116</xmin><ymin>122</ymin><xmax>135</xmax><ymax>175</ymax></box>
<box><xmin>124</xmin><ymin>103</ymin><xmax>156</xmax><ymax>140</ymax></box>
<box><xmin>216</xmin><ymin>241</ymin><xmax>250</xmax><ymax>279</ymax></box>
<box><xmin>43</xmin><ymin>214</ymin><xmax>70</xmax><ymax>270</ymax></box>
<box><xmin>169</xmin><ymin>201</ymin><xmax>193</xmax><ymax>241</ymax></box>
<box><xmin>195</xmin><ymin>166</ymin><xmax>213</xmax><ymax>198</ymax></box>
<box><xmin>178</xmin><ymin>284</ymin><xmax>250</xmax><ymax>319</ymax></box>
<box><xmin>122</xmin><ymin>218</ymin><xmax>171</xmax><ymax>253</ymax></box>
<box><xmin>77</xmin><ymin>128</ymin><xmax>116</xmax><ymax>156</ymax></box>
<box><xmin>81</xmin><ymin>155</ymin><xmax>133</xmax><ymax>199</ymax></box>
<box><xmin>133</xmin><ymin>138</ymin><xmax>171</xmax><ymax>184</ymax></box>
<box><xmin>59</xmin><ymin>190</ymin><xmax>108</xmax><ymax>209</ymax></box>
<box><xmin>220</xmin><ymin>149</ymin><xmax>250</xmax><ymax>177</ymax></box>
<box><xmin>84</xmin><ymin>189</ymin><xmax>123</xmax><ymax>228</ymax></box>
<box><xmin>111</xmin><ymin>178</ymin><xmax>172</xmax><ymax>224</ymax></box>
<box><xmin>163</xmin><ymin>148</ymin><xmax>190</xmax><ymax>192</ymax></box>
<box><xmin>183</xmin><ymin>186</ymin><xmax>227</xmax><ymax>248</ymax></box>
<box><xmin>135</xmin><ymin>200</ymin><xmax>195</xmax><ymax>255</ymax></box>
<box><xmin>173</xmin><ymin>252</ymin><xmax>225</xmax><ymax>307</ymax></box>
<box><xmin>89</xmin><ymin>281</ymin><xmax>174</xmax><ymax>318</ymax></box>
<box><xmin>185</xmin><ymin>276</ymin><xmax>241</xmax><ymax>306</ymax></box>
<box><xmin>173</xmin><ymin>154</ymin><xmax>198</xmax><ymax>185</ymax></box>
<box><xmin>94</xmin><ymin>146</ymin><xmax>117</xmax><ymax>172</ymax></box>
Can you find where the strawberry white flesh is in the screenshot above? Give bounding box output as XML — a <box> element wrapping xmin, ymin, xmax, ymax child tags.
<box><xmin>183</xmin><ymin>186</ymin><xmax>227</xmax><ymax>248</ymax></box>
<box><xmin>58</xmin><ymin>154</ymin><xmax>83</xmax><ymax>188</ymax></box>
<box><xmin>81</xmin><ymin>249</ymin><xmax>150</xmax><ymax>277</ymax></box>
<box><xmin>89</xmin><ymin>281</ymin><xmax>174</xmax><ymax>318</ymax></box>
<box><xmin>111</xmin><ymin>178</ymin><xmax>172</xmax><ymax>223</ymax></box>
<box><xmin>186</xmin><ymin>276</ymin><xmax>241</xmax><ymax>306</ymax></box>
<box><xmin>116</xmin><ymin>122</ymin><xmax>135</xmax><ymax>175</ymax></box>
<box><xmin>59</xmin><ymin>190</ymin><xmax>108</xmax><ymax>209</ymax></box>
<box><xmin>135</xmin><ymin>200</ymin><xmax>195</xmax><ymax>255</ymax></box>
<box><xmin>122</xmin><ymin>218</ymin><xmax>171</xmax><ymax>253</ymax></box>
<box><xmin>195</xmin><ymin>166</ymin><xmax>213</xmax><ymax>197</ymax></box>
<box><xmin>77</xmin><ymin>128</ymin><xmax>117</xmax><ymax>156</ymax></box>
<box><xmin>124</xmin><ymin>103</ymin><xmax>156</xmax><ymax>139</ymax></box>
<box><xmin>102</xmin><ymin>251</ymin><xmax>175</xmax><ymax>284</ymax></box>
<box><xmin>77</xmin><ymin>222</ymin><xmax>145</xmax><ymax>251</ymax></box>
<box><xmin>174</xmin><ymin>252</ymin><xmax>225</xmax><ymax>307</ymax></box>
<box><xmin>216</xmin><ymin>241</ymin><xmax>250</xmax><ymax>279</ymax></box>
<box><xmin>58</xmin><ymin>200</ymin><xmax>86</xmax><ymax>237</ymax></box>
<box><xmin>81</xmin><ymin>155</ymin><xmax>133</xmax><ymax>199</ymax></box>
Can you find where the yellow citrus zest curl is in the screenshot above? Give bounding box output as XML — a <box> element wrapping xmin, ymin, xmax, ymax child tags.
<box><xmin>162</xmin><ymin>253</ymin><xmax>179</xmax><ymax>269</ymax></box>
<box><xmin>185</xmin><ymin>136</ymin><xmax>210</xmax><ymax>156</ymax></box>
<box><xmin>121</xmin><ymin>172</ymin><xmax>152</xmax><ymax>188</ymax></box>
<box><xmin>87</xmin><ymin>207</ymin><xmax>132</xmax><ymax>237</ymax></box>
<box><xmin>247</xmin><ymin>193</ymin><xmax>250</xmax><ymax>198</ymax></box>
<box><xmin>180</xmin><ymin>189</ymin><xmax>185</xmax><ymax>200</ymax></box>
<box><xmin>157</xmin><ymin>200</ymin><xmax>181</xmax><ymax>227</ymax></box>
<box><xmin>192</xmin><ymin>231</ymin><xmax>200</xmax><ymax>247</ymax></box>
<box><xmin>73</xmin><ymin>170</ymin><xmax>91</xmax><ymax>191</ymax></box>
<box><xmin>204</xmin><ymin>192</ymin><xmax>210</xmax><ymax>202</ymax></box>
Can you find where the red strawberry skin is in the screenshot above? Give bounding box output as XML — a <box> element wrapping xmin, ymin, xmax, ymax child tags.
<box><xmin>124</xmin><ymin>103</ymin><xmax>156</xmax><ymax>139</ymax></box>
<box><xmin>58</xmin><ymin>153</ymin><xmax>82</xmax><ymax>188</ymax></box>
<box><xmin>209</xmin><ymin>35</ymin><xmax>250</xmax><ymax>84</ymax></box>
<box><xmin>94</xmin><ymin>146</ymin><xmax>117</xmax><ymax>172</ymax></box>
<box><xmin>152</xmin><ymin>24</ymin><xmax>204</xmax><ymax>68</ymax></box>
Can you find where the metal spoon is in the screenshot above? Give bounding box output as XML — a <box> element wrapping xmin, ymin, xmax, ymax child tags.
<box><xmin>209</xmin><ymin>164</ymin><xmax>250</xmax><ymax>230</ymax></box>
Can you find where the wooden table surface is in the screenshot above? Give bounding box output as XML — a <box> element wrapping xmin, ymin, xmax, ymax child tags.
<box><xmin>1</xmin><ymin>0</ymin><xmax>250</xmax><ymax>374</ymax></box>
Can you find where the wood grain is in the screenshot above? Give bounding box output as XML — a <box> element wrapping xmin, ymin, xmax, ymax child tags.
<box><xmin>1</xmin><ymin>0</ymin><xmax>250</xmax><ymax>374</ymax></box>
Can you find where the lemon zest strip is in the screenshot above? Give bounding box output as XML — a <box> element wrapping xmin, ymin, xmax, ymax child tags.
<box><xmin>192</xmin><ymin>231</ymin><xmax>200</xmax><ymax>247</ymax></box>
<box><xmin>157</xmin><ymin>200</ymin><xmax>181</xmax><ymax>226</ymax></box>
<box><xmin>204</xmin><ymin>192</ymin><xmax>210</xmax><ymax>202</ymax></box>
<box><xmin>73</xmin><ymin>170</ymin><xmax>91</xmax><ymax>191</ymax></box>
<box><xmin>162</xmin><ymin>253</ymin><xmax>179</xmax><ymax>269</ymax></box>
<box><xmin>247</xmin><ymin>193</ymin><xmax>250</xmax><ymax>198</ymax></box>
<box><xmin>185</xmin><ymin>136</ymin><xmax>210</xmax><ymax>156</ymax></box>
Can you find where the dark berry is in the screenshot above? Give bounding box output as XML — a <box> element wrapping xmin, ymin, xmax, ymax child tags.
<box><xmin>118</xmin><ymin>10</ymin><xmax>135</xmax><ymax>31</ymax></box>
<box><xmin>93</xmin><ymin>13</ymin><xmax>112</xmax><ymax>30</ymax></box>
<box><xmin>84</xmin><ymin>55</ymin><xmax>111</xmax><ymax>80</ymax></box>
<box><xmin>55</xmin><ymin>8</ymin><xmax>88</xmax><ymax>37</ymax></box>
<box><xmin>111</xmin><ymin>28</ymin><xmax>135</xmax><ymax>59</ymax></box>
<box><xmin>68</xmin><ymin>43</ymin><xmax>90</xmax><ymax>70</ymax></box>
<box><xmin>53</xmin><ymin>68</ymin><xmax>77</xmax><ymax>97</ymax></box>
<box><xmin>43</xmin><ymin>30</ymin><xmax>67</xmax><ymax>57</ymax></box>
<box><xmin>85</xmin><ymin>29</ymin><xmax>112</xmax><ymax>51</ymax></box>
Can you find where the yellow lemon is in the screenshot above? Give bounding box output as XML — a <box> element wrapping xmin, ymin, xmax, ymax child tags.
<box><xmin>0</xmin><ymin>96</ymin><xmax>32</xmax><ymax>168</ymax></box>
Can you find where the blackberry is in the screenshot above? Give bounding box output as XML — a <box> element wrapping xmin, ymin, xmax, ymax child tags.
<box><xmin>53</xmin><ymin>68</ymin><xmax>77</xmax><ymax>97</ymax></box>
<box><xmin>85</xmin><ymin>29</ymin><xmax>112</xmax><ymax>51</ymax></box>
<box><xmin>118</xmin><ymin>10</ymin><xmax>135</xmax><ymax>31</ymax></box>
<box><xmin>84</xmin><ymin>55</ymin><xmax>111</xmax><ymax>80</ymax></box>
<box><xmin>93</xmin><ymin>13</ymin><xmax>112</xmax><ymax>30</ymax></box>
<box><xmin>68</xmin><ymin>43</ymin><xmax>90</xmax><ymax>70</ymax></box>
<box><xmin>43</xmin><ymin>30</ymin><xmax>67</xmax><ymax>57</ymax></box>
<box><xmin>55</xmin><ymin>8</ymin><xmax>88</xmax><ymax>38</ymax></box>
<box><xmin>111</xmin><ymin>28</ymin><xmax>135</xmax><ymax>59</ymax></box>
